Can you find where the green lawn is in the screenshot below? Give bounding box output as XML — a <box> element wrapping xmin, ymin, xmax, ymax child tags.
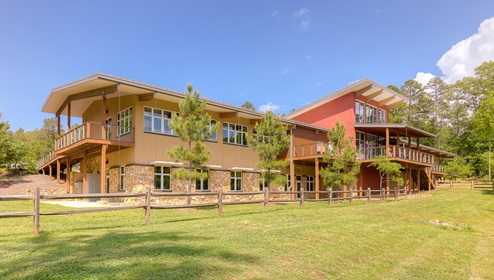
<box><xmin>0</xmin><ymin>189</ymin><xmax>493</xmax><ymax>279</ymax></box>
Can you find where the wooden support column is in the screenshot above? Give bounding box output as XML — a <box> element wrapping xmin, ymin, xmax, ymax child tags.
<box><xmin>290</xmin><ymin>161</ymin><xmax>295</xmax><ymax>200</ymax></box>
<box><xmin>102</xmin><ymin>94</ymin><xmax>107</xmax><ymax>139</ymax></box>
<box><xmin>57</xmin><ymin>114</ymin><xmax>61</xmax><ymax>137</ymax></box>
<box><xmin>428</xmin><ymin>169</ymin><xmax>431</xmax><ymax>191</ymax></box>
<box><xmin>385</xmin><ymin>128</ymin><xmax>390</xmax><ymax>156</ymax></box>
<box><xmin>417</xmin><ymin>168</ymin><xmax>421</xmax><ymax>194</ymax></box>
<box><xmin>67</xmin><ymin>102</ymin><xmax>71</xmax><ymax>131</ymax></box>
<box><xmin>315</xmin><ymin>158</ymin><xmax>320</xmax><ymax>200</ymax></box>
<box><xmin>396</xmin><ymin>133</ymin><xmax>400</xmax><ymax>157</ymax></box>
<box><xmin>82</xmin><ymin>150</ymin><xmax>88</xmax><ymax>194</ymax></box>
<box><xmin>100</xmin><ymin>145</ymin><xmax>107</xmax><ymax>194</ymax></box>
<box><xmin>49</xmin><ymin>165</ymin><xmax>53</xmax><ymax>180</ymax></box>
<box><xmin>66</xmin><ymin>156</ymin><xmax>71</xmax><ymax>193</ymax></box>
<box><xmin>407</xmin><ymin>168</ymin><xmax>412</xmax><ymax>195</ymax></box>
<box><xmin>56</xmin><ymin>159</ymin><xmax>61</xmax><ymax>184</ymax></box>
<box><xmin>358</xmin><ymin>167</ymin><xmax>363</xmax><ymax>197</ymax></box>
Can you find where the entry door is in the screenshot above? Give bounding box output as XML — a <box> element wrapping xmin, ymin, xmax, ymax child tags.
<box><xmin>296</xmin><ymin>175</ymin><xmax>302</xmax><ymax>199</ymax></box>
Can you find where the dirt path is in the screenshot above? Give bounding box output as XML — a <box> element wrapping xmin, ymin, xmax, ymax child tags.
<box><xmin>0</xmin><ymin>173</ymin><xmax>65</xmax><ymax>195</ymax></box>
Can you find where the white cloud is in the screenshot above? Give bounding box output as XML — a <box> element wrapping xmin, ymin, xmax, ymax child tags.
<box><xmin>271</xmin><ymin>11</ymin><xmax>281</xmax><ymax>21</ymax></box>
<box><xmin>293</xmin><ymin>8</ymin><xmax>311</xmax><ymax>30</ymax></box>
<box><xmin>280</xmin><ymin>69</ymin><xmax>289</xmax><ymax>75</ymax></box>
<box><xmin>315</xmin><ymin>81</ymin><xmax>323</xmax><ymax>86</ymax></box>
<box><xmin>437</xmin><ymin>17</ymin><xmax>494</xmax><ymax>83</ymax></box>
<box><xmin>414</xmin><ymin>72</ymin><xmax>436</xmax><ymax>86</ymax></box>
<box><xmin>259</xmin><ymin>102</ymin><xmax>280</xmax><ymax>112</ymax></box>
<box><xmin>305</xmin><ymin>54</ymin><xmax>312</xmax><ymax>60</ymax></box>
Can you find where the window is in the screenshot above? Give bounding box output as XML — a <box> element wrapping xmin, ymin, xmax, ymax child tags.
<box><xmin>154</xmin><ymin>166</ymin><xmax>171</xmax><ymax>190</ymax></box>
<box><xmin>366</xmin><ymin>104</ymin><xmax>377</xmax><ymax>124</ymax></box>
<box><xmin>230</xmin><ymin>171</ymin><xmax>242</xmax><ymax>191</ymax></box>
<box><xmin>144</xmin><ymin>106</ymin><xmax>176</xmax><ymax>135</ymax></box>
<box><xmin>355</xmin><ymin>101</ymin><xmax>365</xmax><ymax>123</ymax></box>
<box><xmin>208</xmin><ymin>120</ymin><xmax>217</xmax><ymax>141</ymax></box>
<box><xmin>356</xmin><ymin>131</ymin><xmax>365</xmax><ymax>159</ymax></box>
<box><xmin>285</xmin><ymin>175</ymin><xmax>291</xmax><ymax>191</ymax></box>
<box><xmin>117</xmin><ymin>107</ymin><xmax>132</xmax><ymax>136</ymax></box>
<box><xmin>119</xmin><ymin>166</ymin><xmax>125</xmax><ymax>191</ymax></box>
<box><xmin>223</xmin><ymin>122</ymin><xmax>248</xmax><ymax>146</ymax></box>
<box><xmin>259</xmin><ymin>176</ymin><xmax>266</xmax><ymax>191</ymax></box>
<box><xmin>196</xmin><ymin>169</ymin><xmax>209</xmax><ymax>191</ymax></box>
<box><xmin>379</xmin><ymin>109</ymin><xmax>387</xmax><ymax>124</ymax></box>
<box><xmin>106</xmin><ymin>169</ymin><xmax>110</xmax><ymax>193</ymax></box>
<box><xmin>106</xmin><ymin>117</ymin><xmax>112</xmax><ymax>140</ymax></box>
<box><xmin>306</xmin><ymin>176</ymin><xmax>314</xmax><ymax>192</ymax></box>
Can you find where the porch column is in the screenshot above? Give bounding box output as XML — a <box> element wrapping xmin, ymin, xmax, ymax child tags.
<box><xmin>290</xmin><ymin>161</ymin><xmax>295</xmax><ymax>200</ymax></box>
<box><xmin>49</xmin><ymin>165</ymin><xmax>52</xmax><ymax>180</ymax></box>
<box><xmin>290</xmin><ymin>127</ymin><xmax>295</xmax><ymax>200</ymax></box>
<box><xmin>82</xmin><ymin>150</ymin><xmax>88</xmax><ymax>194</ymax></box>
<box><xmin>57</xmin><ymin>114</ymin><xmax>61</xmax><ymax>137</ymax></box>
<box><xmin>66</xmin><ymin>156</ymin><xmax>71</xmax><ymax>193</ymax></box>
<box><xmin>100</xmin><ymin>145</ymin><xmax>108</xmax><ymax>194</ymax></box>
<box><xmin>385</xmin><ymin>128</ymin><xmax>390</xmax><ymax>156</ymax></box>
<box><xmin>56</xmin><ymin>159</ymin><xmax>61</xmax><ymax>184</ymax></box>
<box><xmin>417</xmin><ymin>138</ymin><xmax>421</xmax><ymax>162</ymax></box>
<box><xmin>417</xmin><ymin>168</ymin><xmax>421</xmax><ymax>194</ymax></box>
<box><xmin>315</xmin><ymin>158</ymin><xmax>320</xmax><ymax>200</ymax></box>
<box><xmin>67</xmin><ymin>102</ymin><xmax>71</xmax><ymax>131</ymax></box>
<box><xmin>396</xmin><ymin>133</ymin><xmax>400</xmax><ymax>158</ymax></box>
<box><xmin>408</xmin><ymin>136</ymin><xmax>412</xmax><ymax>159</ymax></box>
<box><xmin>102</xmin><ymin>94</ymin><xmax>107</xmax><ymax>139</ymax></box>
<box><xmin>428</xmin><ymin>169</ymin><xmax>431</xmax><ymax>191</ymax></box>
<box><xmin>407</xmin><ymin>168</ymin><xmax>412</xmax><ymax>195</ymax></box>
<box><xmin>358</xmin><ymin>166</ymin><xmax>363</xmax><ymax>197</ymax></box>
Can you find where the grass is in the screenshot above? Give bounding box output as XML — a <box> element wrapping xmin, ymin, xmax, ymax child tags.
<box><xmin>0</xmin><ymin>188</ymin><xmax>493</xmax><ymax>279</ymax></box>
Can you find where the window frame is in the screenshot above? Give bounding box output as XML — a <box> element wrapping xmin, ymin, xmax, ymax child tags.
<box><xmin>144</xmin><ymin>106</ymin><xmax>177</xmax><ymax>136</ymax></box>
<box><xmin>355</xmin><ymin>100</ymin><xmax>365</xmax><ymax>123</ymax></box>
<box><xmin>365</xmin><ymin>104</ymin><xmax>377</xmax><ymax>124</ymax></box>
<box><xmin>230</xmin><ymin>171</ymin><xmax>242</xmax><ymax>191</ymax></box>
<box><xmin>154</xmin><ymin>166</ymin><xmax>171</xmax><ymax>191</ymax></box>
<box><xmin>117</xmin><ymin>107</ymin><xmax>132</xmax><ymax>137</ymax></box>
<box><xmin>119</xmin><ymin>166</ymin><xmax>125</xmax><ymax>191</ymax></box>
<box><xmin>306</xmin><ymin>176</ymin><xmax>314</xmax><ymax>192</ymax></box>
<box><xmin>195</xmin><ymin>169</ymin><xmax>209</xmax><ymax>191</ymax></box>
<box><xmin>378</xmin><ymin>109</ymin><xmax>387</xmax><ymax>124</ymax></box>
<box><xmin>222</xmin><ymin>122</ymin><xmax>248</xmax><ymax>146</ymax></box>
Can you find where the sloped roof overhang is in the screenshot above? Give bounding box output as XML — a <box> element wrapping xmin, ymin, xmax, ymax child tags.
<box><xmin>354</xmin><ymin>123</ymin><xmax>437</xmax><ymax>138</ymax></box>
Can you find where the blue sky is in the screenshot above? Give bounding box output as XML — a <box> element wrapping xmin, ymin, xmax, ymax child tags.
<box><xmin>1</xmin><ymin>0</ymin><xmax>493</xmax><ymax>131</ymax></box>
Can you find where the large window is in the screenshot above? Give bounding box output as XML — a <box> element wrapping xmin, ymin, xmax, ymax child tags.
<box><xmin>117</xmin><ymin>107</ymin><xmax>132</xmax><ymax>136</ymax></box>
<box><xmin>196</xmin><ymin>169</ymin><xmax>209</xmax><ymax>191</ymax></box>
<box><xmin>366</xmin><ymin>104</ymin><xmax>377</xmax><ymax>124</ymax></box>
<box><xmin>356</xmin><ymin>131</ymin><xmax>365</xmax><ymax>159</ymax></box>
<box><xmin>119</xmin><ymin>166</ymin><xmax>125</xmax><ymax>191</ymax></box>
<box><xmin>208</xmin><ymin>120</ymin><xmax>217</xmax><ymax>141</ymax></box>
<box><xmin>259</xmin><ymin>176</ymin><xmax>266</xmax><ymax>191</ymax></box>
<box><xmin>144</xmin><ymin>106</ymin><xmax>175</xmax><ymax>135</ymax></box>
<box><xmin>355</xmin><ymin>101</ymin><xmax>365</xmax><ymax>123</ymax></box>
<box><xmin>285</xmin><ymin>175</ymin><xmax>291</xmax><ymax>191</ymax></box>
<box><xmin>306</xmin><ymin>176</ymin><xmax>314</xmax><ymax>192</ymax></box>
<box><xmin>379</xmin><ymin>109</ymin><xmax>387</xmax><ymax>124</ymax></box>
<box><xmin>223</xmin><ymin>122</ymin><xmax>248</xmax><ymax>146</ymax></box>
<box><xmin>154</xmin><ymin>166</ymin><xmax>171</xmax><ymax>190</ymax></box>
<box><xmin>230</xmin><ymin>171</ymin><xmax>242</xmax><ymax>191</ymax></box>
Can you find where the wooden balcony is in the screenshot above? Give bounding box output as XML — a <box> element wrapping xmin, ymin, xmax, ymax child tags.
<box><xmin>291</xmin><ymin>142</ymin><xmax>440</xmax><ymax>168</ymax></box>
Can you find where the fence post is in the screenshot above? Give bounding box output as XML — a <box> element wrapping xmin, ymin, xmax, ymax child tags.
<box><xmin>145</xmin><ymin>188</ymin><xmax>151</xmax><ymax>224</ymax></box>
<box><xmin>471</xmin><ymin>180</ymin><xmax>473</xmax><ymax>190</ymax></box>
<box><xmin>328</xmin><ymin>188</ymin><xmax>332</xmax><ymax>205</ymax></box>
<box><xmin>394</xmin><ymin>187</ymin><xmax>397</xmax><ymax>200</ymax></box>
<box><xmin>300</xmin><ymin>187</ymin><xmax>304</xmax><ymax>208</ymax></box>
<box><xmin>367</xmin><ymin>187</ymin><xmax>371</xmax><ymax>203</ymax></box>
<box><xmin>217</xmin><ymin>188</ymin><xmax>223</xmax><ymax>217</ymax></box>
<box><xmin>349</xmin><ymin>188</ymin><xmax>353</xmax><ymax>204</ymax></box>
<box><xmin>34</xmin><ymin>187</ymin><xmax>40</xmax><ymax>235</ymax></box>
<box><xmin>404</xmin><ymin>186</ymin><xmax>407</xmax><ymax>199</ymax></box>
<box><xmin>263</xmin><ymin>187</ymin><xmax>269</xmax><ymax>210</ymax></box>
<box><xmin>450</xmin><ymin>180</ymin><xmax>452</xmax><ymax>189</ymax></box>
<box><xmin>381</xmin><ymin>188</ymin><xmax>384</xmax><ymax>201</ymax></box>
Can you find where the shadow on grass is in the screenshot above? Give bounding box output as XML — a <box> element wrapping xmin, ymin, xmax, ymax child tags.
<box><xmin>481</xmin><ymin>190</ymin><xmax>494</xmax><ymax>196</ymax></box>
<box><xmin>2</xmin><ymin>230</ymin><xmax>258</xmax><ymax>279</ymax></box>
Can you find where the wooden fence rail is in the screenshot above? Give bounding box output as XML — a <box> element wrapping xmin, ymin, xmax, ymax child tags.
<box><xmin>436</xmin><ymin>180</ymin><xmax>494</xmax><ymax>191</ymax></box>
<box><xmin>0</xmin><ymin>186</ymin><xmax>407</xmax><ymax>235</ymax></box>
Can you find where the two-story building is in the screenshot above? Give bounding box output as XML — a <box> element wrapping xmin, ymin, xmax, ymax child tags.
<box><xmin>37</xmin><ymin>74</ymin><xmax>454</xmax><ymax>202</ymax></box>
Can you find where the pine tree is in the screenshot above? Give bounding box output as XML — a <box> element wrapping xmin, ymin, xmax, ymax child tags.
<box><xmin>320</xmin><ymin>120</ymin><xmax>360</xmax><ymax>191</ymax></box>
<box><xmin>168</xmin><ymin>85</ymin><xmax>217</xmax><ymax>202</ymax></box>
<box><xmin>248</xmin><ymin>111</ymin><xmax>290</xmax><ymax>191</ymax></box>
<box><xmin>368</xmin><ymin>155</ymin><xmax>404</xmax><ymax>190</ymax></box>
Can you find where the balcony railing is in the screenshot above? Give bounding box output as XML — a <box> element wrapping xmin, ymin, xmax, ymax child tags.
<box><xmin>292</xmin><ymin>142</ymin><xmax>437</xmax><ymax>166</ymax></box>
<box><xmin>54</xmin><ymin>121</ymin><xmax>135</xmax><ymax>152</ymax></box>
<box><xmin>433</xmin><ymin>165</ymin><xmax>445</xmax><ymax>173</ymax></box>
<box><xmin>37</xmin><ymin>149</ymin><xmax>56</xmax><ymax>169</ymax></box>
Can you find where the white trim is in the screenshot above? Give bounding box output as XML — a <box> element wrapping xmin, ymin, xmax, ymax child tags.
<box><xmin>258</xmin><ymin>169</ymin><xmax>281</xmax><ymax>173</ymax></box>
<box><xmin>202</xmin><ymin>164</ymin><xmax>222</xmax><ymax>169</ymax></box>
<box><xmin>150</xmin><ymin>161</ymin><xmax>184</xmax><ymax>166</ymax></box>
<box><xmin>231</xmin><ymin>167</ymin><xmax>254</xmax><ymax>171</ymax></box>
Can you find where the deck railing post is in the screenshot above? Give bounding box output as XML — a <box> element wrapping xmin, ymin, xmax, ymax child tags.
<box><xmin>145</xmin><ymin>188</ymin><xmax>151</xmax><ymax>224</ymax></box>
<box><xmin>34</xmin><ymin>187</ymin><xmax>40</xmax><ymax>235</ymax></box>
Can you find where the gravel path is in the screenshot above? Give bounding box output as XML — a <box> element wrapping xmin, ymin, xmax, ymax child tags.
<box><xmin>0</xmin><ymin>173</ymin><xmax>65</xmax><ymax>195</ymax></box>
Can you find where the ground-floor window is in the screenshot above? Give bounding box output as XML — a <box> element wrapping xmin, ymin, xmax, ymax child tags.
<box><xmin>285</xmin><ymin>175</ymin><xmax>291</xmax><ymax>191</ymax></box>
<box><xmin>259</xmin><ymin>175</ymin><xmax>266</xmax><ymax>191</ymax></box>
<box><xmin>231</xmin><ymin>171</ymin><xmax>242</xmax><ymax>191</ymax></box>
<box><xmin>155</xmin><ymin>166</ymin><xmax>171</xmax><ymax>190</ymax></box>
<box><xmin>196</xmin><ymin>169</ymin><xmax>209</xmax><ymax>191</ymax></box>
<box><xmin>119</xmin><ymin>166</ymin><xmax>125</xmax><ymax>190</ymax></box>
<box><xmin>306</xmin><ymin>176</ymin><xmax>314</xmax><ymax>192</ymax></box>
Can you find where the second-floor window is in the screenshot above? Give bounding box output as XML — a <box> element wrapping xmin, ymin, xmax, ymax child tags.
<box><xmin>117</xmin><ymin>107</ymin><xmax>132</xmax><ymax>136</ymax></box>
<box><xmin>355</xmin><ymin>101</ymin><xmax>365</xmax><ymax>123</ymax></box>
<box><xmin>366</xmin><ymin>104</ymin><xmax>377</xmax><ymax>124</ymax></box>
<box><xmin>223</xmin><ymin>122</ymin><xmax>247</xmax><ymax>146</ymax></box>
<box><xmin>144</xmin><ymin>106</ymin><xmax>176</xmax><ymax>136</ymax></box>
<box><xmin>379</xmin><ymin>109</ymin><xmax>387</xmax><ymax>124</ymax></box>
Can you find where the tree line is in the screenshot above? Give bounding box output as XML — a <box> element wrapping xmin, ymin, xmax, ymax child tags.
<box><xmin>388</xmin><ymin>61</ymin><xmax>494</xmax><ymax>179</ymax></box>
